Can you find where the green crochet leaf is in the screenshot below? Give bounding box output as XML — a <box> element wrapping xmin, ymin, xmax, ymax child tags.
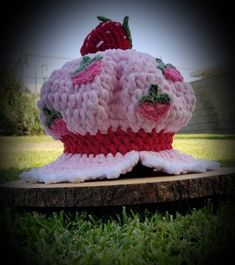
<box><xmin>139</xmin><ymin>83</ymin><xmax>170</xmax><ymax>105</ymax></box>
<box><xmin>157</xmin><ymin>93</ymin><xmax>170</xmax><ymax>104</ymax></box>
<box><xmin>43</xmin><ymin>107</ymin><xmax>62</xmax><ymax>127</ymax></box>
<box><xmin>156</xmin><ymin>58</ymin><xmax>176</xmax><ymax>72</ymax></box>
<box><xmin>156</xmin><ymin>58</ymin><xmax>166</xmax><ymax>71</ymax></box>
<box><xmin>97</xmin><ymin>16</ymin><xmax>111</xmax><ymax>22</ymax></box>
<box><xmin>122</xmin><ymin>16</ymin><xmax>133</xmax><ymax>47</ymax></box>
<box><xmin>72</xmin><ymin>55</ymin><xmax>103</xmax><ymax>76</ymax></box>
<box><xmin>165</xmin><ymin>63</ymin><xmax>176</xmax><ymax>69</ymax></box>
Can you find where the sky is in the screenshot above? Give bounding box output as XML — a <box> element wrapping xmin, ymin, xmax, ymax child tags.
<box><xmin>1</xmin><ymin>0</ymin><xmax>232</xmax><ymax>87</ymax></box>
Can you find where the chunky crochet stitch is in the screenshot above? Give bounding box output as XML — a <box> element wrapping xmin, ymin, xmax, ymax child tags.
<box><xmin>61</xmin><ymin>129</ymin><xmax>174</xmax><ymax>156</ymax></box>
<box><xmin>20</xmin><ymin>16</ymin><xmax>219</xmax><ymax>183</ymax></box>
<box><xmin>80</xmin><ymin>16</ymin><xmax>132</xmax><ymax>55</ymax></box>
<box><xmin>39</xmin><ymin>49</ymin><xmax>196</xmax><ymax>135</ymax></box>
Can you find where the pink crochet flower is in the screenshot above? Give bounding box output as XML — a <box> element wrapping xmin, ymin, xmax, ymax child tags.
<box><xmin>163</xmin><ymin>67</ymin><xmax>183</xmax><ymax>82</ymax></box>
<box><xmin>50</xmin><ymin>118</ymin><xmax>70</xmax><ymax>139</ymax></box>
<box><xmin>72</xmin><ymin>60</ymin><xmax>102</xmax><ymax>85</ymax></box>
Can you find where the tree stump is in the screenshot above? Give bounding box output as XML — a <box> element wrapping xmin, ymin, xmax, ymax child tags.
<box><xmin>0</xmin><ymin>167</ymin><xmax>235</xmax><ymax>208</ymax></box>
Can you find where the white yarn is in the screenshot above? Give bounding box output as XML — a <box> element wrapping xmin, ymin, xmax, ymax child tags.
<box><xmin>20</xmin><ymin>151</ymin><xmax>139</xmax><ymax>184</ymax></box>
<box><xmin>140</xmin><ymin>150</ymin><xmax>220</xmax><ymax>175</ymax></box>
<box><xmin>20</xmin><ymin>150</ymin><xmax>220</xmax><ymax>184</ymax></box>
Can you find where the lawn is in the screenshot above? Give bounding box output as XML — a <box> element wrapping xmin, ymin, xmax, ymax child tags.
<box><xmin>0</xmin><ymin>134</ymin><xmax>235</xmax><ymax>265</ymax></box>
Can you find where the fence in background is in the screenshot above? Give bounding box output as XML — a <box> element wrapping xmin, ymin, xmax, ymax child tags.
<box><xmin>180</xmin><ymin>69</ymin><xmax>234</xmax><ymax>133</ymax></box>
<box><xmin>8</xmin><ymin>50</ymin><xmax>73</xmax><ymax>92</ymax></box>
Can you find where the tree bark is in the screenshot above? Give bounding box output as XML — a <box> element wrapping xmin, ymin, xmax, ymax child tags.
<box><xmin>0</xmin><ymin>168</ymin><xmax>235</xmax><ymax>208</ymax></box>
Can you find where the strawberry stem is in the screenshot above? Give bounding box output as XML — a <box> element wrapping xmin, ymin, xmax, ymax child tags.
<box><xmin>139</xmin><ymin>95</ymin><xmax>155</xmax><ymax>104</ymax></box>
<box><xmin>149</xmin><ymin>84</ymin><xmax>158</xmax><ymax>95</ymax></box>
<box><xmin>139</xmin><ymin>83</ymin><xmax>171</xmax><ymax>105</ymax></box>
<box><xmin>165</xmin><ymin>63</ymin><xmax>176</xmax><ymax>69</ymax></box>
<box><xmin>122</xmin><ymin>16</ymin><xmax>132</xmax><ymax>47</ymax></box>
<box><xmin>72</xmin><ymin>55</ymin><xmax>103</xmax><ymax>76</ymax></box>
<box><xmin>157</xmin><ymin>94</ymin><xmax>170</xmax><ymax>104</ymax></box>
<box><xmin>43</xmin><ymin>107</ymin><xmax>62</xmax><ymax>127</ymax></box>
<box><xmin>97</xmin><ymin>16</ymin><xmax>111</xmax><ymax>22</ymax></box>
<box><xmin>156</xmin><ymin>58</ymin><xmax>166</xmax><ymax>71</ymax></box>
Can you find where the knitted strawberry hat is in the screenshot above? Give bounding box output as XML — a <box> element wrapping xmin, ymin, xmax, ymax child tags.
<box><xmin>20</xmin><ymin>16</ymin><xmax>219</xmax><ymax>183</ymax></box>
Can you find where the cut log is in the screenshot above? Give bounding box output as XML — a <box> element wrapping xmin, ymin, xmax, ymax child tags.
<box><xmin>0</xmin><ymin>167</ymin><xmax>235</xmax><ymax>208</ymax></box>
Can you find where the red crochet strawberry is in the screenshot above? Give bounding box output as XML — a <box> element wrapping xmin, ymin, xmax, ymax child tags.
<box><xmin>80</xmin><ymin>16</ymin><xmax>132</xmax><ymax>55</ymax></box>
<box><xmin>138</xmin><ymin>84</ymin><xmax>171</xmax><ymax>122</ymax></box>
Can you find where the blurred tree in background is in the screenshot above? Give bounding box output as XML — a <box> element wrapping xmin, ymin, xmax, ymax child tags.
<box><xmin>0</xmin><ymin>70</ymin><xmax>44</xmax><ymax>135</ymax></box>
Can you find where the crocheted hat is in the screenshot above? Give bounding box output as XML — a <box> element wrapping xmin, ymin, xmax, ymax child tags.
<box><xmin>21</xmin><ymin>16</ymin><xmax>219</xmax><ymax>183</ymax></box>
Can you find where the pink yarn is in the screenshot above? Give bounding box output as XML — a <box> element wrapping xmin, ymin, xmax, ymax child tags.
<box><xmin>138</xmin><ymin>102</ymin><xmax>170</xmax><ymax>122</ymax></box>
<box><xmin>163</xmin><ymin>67</ymin><xmax>184</xmax><ymax>82</ymax></box>
<box><xmin>20</xmin><ymin>49</ymin><xmax>220</xmax><ymax>184</ymax></box>
<box><xmin>72</xmin><ymin>60</ymin><xmax>102</xmax><ymax>85</ymax></box>
<box><xmin>38</xmin><ymin>49</ymin><xmax>196</xmax><ymax>138</ymax></box>
<box><xmin>50</xmin><ymin>118</ymin><xmax>70</xmax><ymax>140</ymax></box>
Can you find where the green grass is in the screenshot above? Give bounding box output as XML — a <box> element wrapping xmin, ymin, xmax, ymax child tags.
<box><xmin>0</xmin><ymin>136</ymin><xmax>63</xmax><ymax>183</ymax></box>
<box><xmin>173</xmin><ymin>138</ymin><xmax>235</xmax><ymax>167</ymax></box>
<box><xmin>1</xmin><ymin>201</ymin><xmax>235</xmax><ymax>265</ymax></box>
<box><xmin>0</xmin><ymin>134</ymin><xmax>235</xmax><ymax>265</ymax></box>
<box><xmin>175</xmin><ymin>133</ymin><xmax>235</xmax><ymax>139</ymax></box>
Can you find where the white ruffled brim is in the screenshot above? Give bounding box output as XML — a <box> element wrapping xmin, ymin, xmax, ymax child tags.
<box><xmin>20</xmin><ymin>151</ymin><xmax>139</xmax><ymax>184</ymax></box>
<box><xmin>20</xmin><ymin>149</ymin><xmax>220</xmax><ymax>183</ymax></box>
<box><xmin>139</xmin><ymin>149</ymin><xmax>220</xmax><ymax>175</ymax></box>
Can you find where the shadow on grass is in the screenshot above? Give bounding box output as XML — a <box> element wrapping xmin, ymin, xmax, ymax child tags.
<box><xmin>217</xmin><ymin>159</ymin><xmax>235</xmax><ymax>167</ymax></box>
<box><xmin>0</xmin><ymin>168</ymin><xmax>30</xmax><ymax>183</ymax></box>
